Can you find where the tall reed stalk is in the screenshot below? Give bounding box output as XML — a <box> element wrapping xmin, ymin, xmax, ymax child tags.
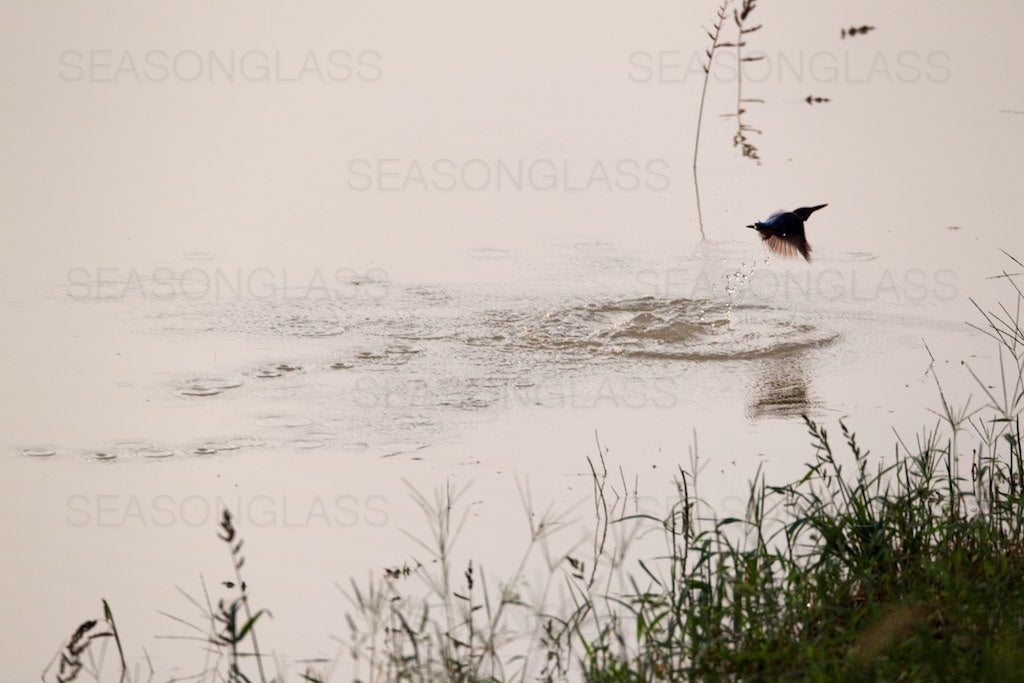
<box><xmin>692</xmin><ymin>0</ymin><xmax>731</xmax><ymax>238</ymax></box>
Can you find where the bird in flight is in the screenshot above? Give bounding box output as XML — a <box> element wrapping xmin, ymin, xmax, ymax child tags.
<box><xmin>747</xmin><ymin>204</ymin><xmax>827</xmax><ymax>262</ymax></box>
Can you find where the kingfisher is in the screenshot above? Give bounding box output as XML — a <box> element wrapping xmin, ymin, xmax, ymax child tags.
<box><xmin>746</xmin><ymin>204</ymin><xmax>827</xmax><ymax>262</ymax></box>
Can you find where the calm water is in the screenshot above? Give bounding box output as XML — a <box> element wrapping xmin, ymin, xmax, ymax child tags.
<box><xmin>2</xmin><ymin>0</ymin><xmax>1022</xmax><ymax>677</ymax></box>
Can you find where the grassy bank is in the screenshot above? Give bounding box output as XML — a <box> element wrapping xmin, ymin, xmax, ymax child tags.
<box><xmin>49</xmin><ymin>264</ymin><xmax>1024</xmax><ymax>682</ymax></box>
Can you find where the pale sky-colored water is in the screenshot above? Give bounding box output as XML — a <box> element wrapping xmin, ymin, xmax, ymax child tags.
<box><xmin>2</xmin><ymin>0</ymin><xmax>1024</xmax><ymax>678</ymax></box>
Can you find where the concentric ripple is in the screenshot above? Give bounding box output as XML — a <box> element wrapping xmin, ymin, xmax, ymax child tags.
<box><xmin>487</xmin><ymin>297</ymin><xmax>837</xmax><ymax>361</ymax></box>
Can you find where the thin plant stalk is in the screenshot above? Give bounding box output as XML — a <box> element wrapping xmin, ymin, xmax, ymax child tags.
<box><xmin>692</xmin><ymin>0</ymin><xmax>731</xmax><ymax>238</ymax></box>
<box><xmin>731</xmin><ymin>0</ymin><xmax>764</xmax><ymax>162</ymax></box>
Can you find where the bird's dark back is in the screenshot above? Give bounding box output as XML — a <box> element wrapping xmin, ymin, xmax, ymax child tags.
<box><xmin>762</xmin><ymin>212</ymin><xmax>804</xmax><ymax>234</ymax></box>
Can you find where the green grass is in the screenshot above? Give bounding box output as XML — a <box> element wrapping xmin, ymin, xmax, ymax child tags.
<box><xmin>564</xmin><ymin>413</ymin><xmax>1024</xmax><ymax>681</ymax></box>
<box><xmin>49</xmin><ymin>258</ymin><xmax>1024</xmax><ymax>682</ymax></box>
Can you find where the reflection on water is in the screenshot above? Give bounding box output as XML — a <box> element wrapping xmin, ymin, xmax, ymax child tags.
<box><xmin>745</xmin><ymin>351</ymin><xmax>818</xmax><ymax>420</ymax></box>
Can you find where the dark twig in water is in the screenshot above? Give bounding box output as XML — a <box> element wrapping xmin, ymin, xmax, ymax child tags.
<box><xmin>806</xmin><ymin>95</ymin><xmax>831</xmax><ymax>105</ymax></box>
<box><xmin>841</xmin><ymin>25</ymin><xmax>876</xmax><ymax>39</ymax></box>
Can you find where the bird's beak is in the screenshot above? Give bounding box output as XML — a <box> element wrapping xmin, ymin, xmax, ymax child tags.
<box><xmin>746</xmin><ymin>224</ymin><xmax>757</xmax><ymax>229</ymax></box>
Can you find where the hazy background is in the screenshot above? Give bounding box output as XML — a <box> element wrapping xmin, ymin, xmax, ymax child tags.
<box><xmin>2</xmin><ymin>0</ymin><xmax>1023</xmax><ymax>678</ymax></box>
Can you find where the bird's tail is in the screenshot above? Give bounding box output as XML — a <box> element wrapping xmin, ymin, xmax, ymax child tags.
<box><xmin>793</xmin><ymin>204</ymin><xmax>828</xmax><ymax>220</ymax></box>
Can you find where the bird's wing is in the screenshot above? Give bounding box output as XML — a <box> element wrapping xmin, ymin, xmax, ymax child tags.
<box><xmin>796</xmin><ymin>235</ymin><xmax>813</xmax><ymax>262</ymax></box>
<box><xmin>764</xmin><ymin>234</ymin><xmax>800</xmax><ymax>259</ymax></box>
